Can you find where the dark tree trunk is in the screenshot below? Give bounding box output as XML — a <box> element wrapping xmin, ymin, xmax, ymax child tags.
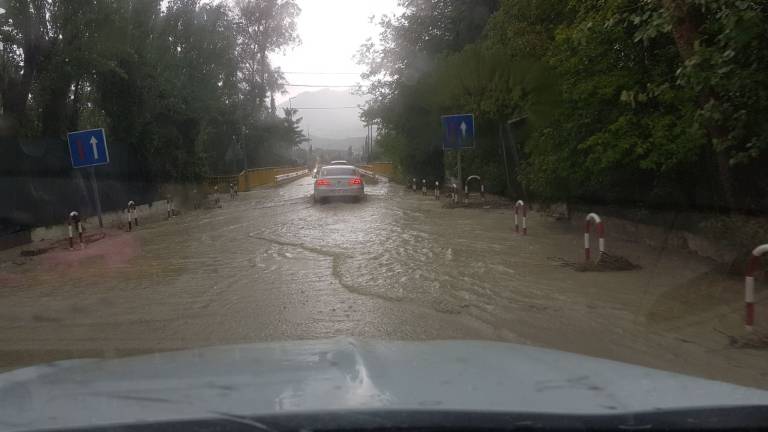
<box><xmin>68</xmin><ymin>78</ymin><xmax>82</xmax><ymax>131</ymax></box>
<box><xmin>661</xmin><ymin>0</ymin><xmax>736</xmax><ymax>211</ymax></box>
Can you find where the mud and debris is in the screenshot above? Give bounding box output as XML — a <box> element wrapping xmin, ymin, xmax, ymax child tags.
<box><xmin>440</xmin><ymin>193</ymin><xmax>515</xmax><ymax>209</ymax></box>
<box><xmin>550</xmin><ymin>253</ymin><xmax>640</xmax><ymax>272</ymax></box>
<box><xmin>574</xmin><ymin>253</ymin><xmax>641</xmax><ymax>272</ymax></box>
<box><xmin>20</xmin><ymin>247</ymin><xmax>55</xmax><ymax>257</ymax></box>
<box><xmin>0</xmin><ymin>177</ymin><xmax>766</xmax><ymax>390</ymax></box>
<box><xmin>715</xmin><ymin>327</ymin><xmax>768</xmax><ymax>350</ymax></box>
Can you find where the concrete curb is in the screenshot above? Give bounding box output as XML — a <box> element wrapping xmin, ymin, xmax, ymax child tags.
<box><xmin>29</xmin><ymin>199</ymin><xmax>170</xmax><ymax>243</ymax></box>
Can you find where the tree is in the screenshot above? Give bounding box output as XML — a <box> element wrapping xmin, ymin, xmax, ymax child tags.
<box><xmin>356</xmin><ymin>0</ymin><xmax>501</xmax><ymax>182</ymax></box>
<box><xmin>235</xmin><ymin>0</ymin><xmax>299</xmax><ymax>112</ymax></box>
<box><xmin>360</xmin><ymin>0</ymin><xmax>768</xmax><ymax>213</ymax></box>
<box><xmin>233</xmin><ymin>0</ymin><xmax>300</xmax><ymax>169</ymax></box>
<box><xmin>0</xmin><ymin>0</ymin><xmax>305</xmax><ymax>228</ymax></box>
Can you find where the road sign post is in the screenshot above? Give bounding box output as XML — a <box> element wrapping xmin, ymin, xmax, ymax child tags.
<box><xmin>457</xmin><ymin>151</ymin><xmax>462</xmax><ymax>203</ymax></box>
<box><xmin>441</xmin><ymin>114</ymin><xmax>475</xmax><ymax>203</ymax></box>
<box><xmin>67</xmin><ymin>128</ymin><xmax>109</xmax><ymax>228</ymax></box>
<box><xmin>88</xmin><ymin>167</ymin><xmax>103</xmax><ymax>228</ymax></box>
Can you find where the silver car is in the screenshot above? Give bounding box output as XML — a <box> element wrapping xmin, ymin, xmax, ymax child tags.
<box><xmin>314</xmin><ymin>165</ymin><xmax>364</xmax><ymax>203</ymax></box>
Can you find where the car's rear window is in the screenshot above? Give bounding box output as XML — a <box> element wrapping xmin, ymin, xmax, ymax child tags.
<box><xmin>321</xmin><ymin>167</ymin><xmax>357</xmax><ymax>177</ymax></box>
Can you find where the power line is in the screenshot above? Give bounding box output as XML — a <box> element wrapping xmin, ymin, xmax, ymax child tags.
<box><xmin>290</xmin><ymin>106</ymin><xmax>361</xmax><ymax>110</ymax></box>
<box><xmin>284</xmin><ymin>84</ymin><xmax>358</xmax><ymax>88</ymax></box>
<box><xmin>282</xmin><ymin>71</ymin><xmax>360</xmax><ymax>75</ymax></box>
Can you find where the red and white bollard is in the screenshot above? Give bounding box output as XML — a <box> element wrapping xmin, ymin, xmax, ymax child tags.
<box><xmin>166</xmin><ymin>197</ymin><xmax>174</xmax><ymax>220</ymax></box>
<box><xmin>745</xmin><ymin>244</ymin><xmax>768</xmax><ymax>331</ymax></box>
<box><xmin>584</xmin><ymin>213</ymin><xmax>605</xmax><ymax>261</ymax></box>
<box><xmin>422</xmin><ymin>179</ymin><xmax>427</xmax><ymax>196</ymax></box>
<box><xmin>68</xmin><ymin>211</ymin><xmax>83</xmax><ymax>249</ymax></box>
<box><xmin>434</xmin><ymin>181</ymin><xmax>440</xmax><ymax>200</ymax></box>
<box><xmin>127</xmin><ymin>201</ymin><xmax>138</xmax><ymax>231</ymax></box>
<box><xmin>514</xmin><ymin>200</ymin><xmax>527</xmax><ymax>235</ymax></box>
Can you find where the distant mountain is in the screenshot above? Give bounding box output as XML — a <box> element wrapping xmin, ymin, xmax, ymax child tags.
<box><xmin>308</xmin><ymin>136</ymin><xmax>365</xmax><ymax>151</ymax></box>
<box><xmin>279</xmin><ymin>89</ymin><xmax>368</xmax><ymax>139</ymax></box>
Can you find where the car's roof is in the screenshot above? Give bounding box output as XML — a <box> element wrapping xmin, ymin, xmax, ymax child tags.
<box><xmin>320</xmin><ymin>165</ymin><xmax>356</xmax><ymax>170</ymax></box>
<box><xmin>329</xmin><ymin>160</ymin><xmax>349</xmax><ymax>164</ymax></box>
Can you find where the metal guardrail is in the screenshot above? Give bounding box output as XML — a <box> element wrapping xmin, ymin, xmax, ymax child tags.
<box><xmin>206</xmin><ymin>175</ymin><xmax>238</xmax><ymax>191</ymax></box>
<box><xmin>274</xmin><ymin>169</ymin><xmax>309</xmax><ymax>183</ymax></box>
<box><xmin>357</xmin><ymin>168</ymin><xmax>375</xmax><ymax>177</ymax></box>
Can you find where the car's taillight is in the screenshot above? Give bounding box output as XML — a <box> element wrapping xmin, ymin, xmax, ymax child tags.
<box><xmin>315</xmin><ymin>179</ymin><xmax>330</xmax><ymax>186</ymax></box>
<box><xmin>349</xmin><ymin>177</ymin><xmax>362</xmax><ymax>185</ymax></box>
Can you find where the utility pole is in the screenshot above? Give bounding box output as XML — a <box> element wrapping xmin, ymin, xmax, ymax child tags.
<box><xmin>506</xmin><ymin>116</ymin><xmax>528</xmax><ymax>199</ymax></box>
<box><xmin>241</xmin><ymin>126</ymin><xmax>248</xmax><ymax>172</ymax></box>
<box><xmin>369</xmin><ymin>124</ymin><xmax>374</xmax><ymax>159</ymax></box>
<box><xmin>498</xmin><ymin>123</ymin><xmax>512</xmax><ymax>196</ymax></box>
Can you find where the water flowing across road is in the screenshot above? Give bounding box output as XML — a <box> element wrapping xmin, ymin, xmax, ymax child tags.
<box><xmin>1</xmin><ymin>176</ymin><xmax>766</xmax><ymax>388</ymax></box>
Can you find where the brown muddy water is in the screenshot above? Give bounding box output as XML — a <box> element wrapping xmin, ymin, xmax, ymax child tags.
<box><xmin>0</xmin><ymin>176</ymin><xmax>766</xmax><ymax>388</ymax></box>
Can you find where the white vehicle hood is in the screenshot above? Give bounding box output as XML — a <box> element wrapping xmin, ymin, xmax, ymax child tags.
<box><xmin>1</xmin><ymin>338</ymin><xmax>767</xmax><ymax>431</ymax></box>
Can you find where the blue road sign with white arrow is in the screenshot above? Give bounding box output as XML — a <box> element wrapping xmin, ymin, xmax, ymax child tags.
<box><xmin>441</xmin><ymin>114</ymin><xmax>475</xmax><ymax>149</ymax></box>
<box><xmin>67</xmin><ymin>128</ymin><xmax>109</xmax><ymax>168</ymax></box>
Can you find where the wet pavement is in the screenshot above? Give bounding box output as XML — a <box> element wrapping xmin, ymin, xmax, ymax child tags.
<box><xmin>1</xmin><ymin>176</ymin><xmax>767</xmax><ymax>389</ymax></box>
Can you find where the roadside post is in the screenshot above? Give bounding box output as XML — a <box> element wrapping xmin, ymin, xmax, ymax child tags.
<box><xmin>584</xmin><ymin>213</ymin><xmax>605</xmax><ymax>261</ymax></box>
<box><xmin>465</xmin><ymin>175</ymin><xmax>481</xmax><ymax>204</ymax></box>
<box><xmin>745</xmin><ymin>244</ymin><xmax>768</xmax><ymax>331</ymax></box>
<box><xmin>514</xmin><ymin>200</ymin><xmax>527</xmax><ymax>235</ymax></box>
<box><xmin>127</xmin><ymin>201</ymin><xmax>138</xmax><ymax>231</ymax></box>
<box><xmin>458</xmin><ymin>152</ymin><xmax>462</xmax><ymax>202</ymax></box>
<box><xmin>451</xmin><ymin>184</ymin><xmax>458</xmax><ymax>204</ymax></box>
<box><xmin>481</xmin><ymin>184</ymin><xmax>485</xmax><ymax>201</ymax></box>
<box><xmin>67</xmin><ymin>128</ymin><xmax>109</xmax><ymax>228</ymax></box>
<box><xmin>412</xmin><ymin>178</ymin><xmax>417</xmax><ymax>192</ymax></box>
<box><xmin>68</xmin><ymin>211</ymin><xmax>83</xmax><ymax>249</ymax></box>
<box><xmin>434</xmin><ymin>181</ymin><xmax>440</xmax><ymax>200</ymax></box>
<box><xmin>166</xmin><ymin>197</ymin><xmax>174</xmax><ymax>220</ymax></box>
<box><xmin>422</xmin><ymin>179</ymin><xmax>427</xmax><ymax>196</ymax></box>
<box><xmin>441</xmin><ymin>114</ymin><xmax>475</xmax><ymax>204</ymax></box>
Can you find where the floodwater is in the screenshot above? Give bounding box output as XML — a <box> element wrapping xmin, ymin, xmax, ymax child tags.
<box><xmin>1</xmin><ymin>176</ymin><xmax>766</xmax><ymax>389</ymax></box>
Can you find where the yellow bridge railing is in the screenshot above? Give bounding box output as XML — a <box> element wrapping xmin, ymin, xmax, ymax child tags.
<box><xmin>206</xmin><ymin>163</ymin><xmax>393</xmax><ymax>194</ymax></box>
<box><xmin>238</xmin><ymin>166</ymin><xmax>309</xmax><ymax>191</ymax></box>
<box><xmin>205</xmin><ymin>166</ymin><xmax>309</xmax><ymax>193</ymax></box>
<box><xmin>358</xmin><ymin>162</ymin><xmax>394</xmax><ymax>178</ymax></box>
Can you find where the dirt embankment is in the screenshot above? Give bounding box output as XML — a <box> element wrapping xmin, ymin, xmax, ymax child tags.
<box><xmin>557</xmin><ymin>205</ymin><xmax>768</xmax><ymax>274</ymax></box>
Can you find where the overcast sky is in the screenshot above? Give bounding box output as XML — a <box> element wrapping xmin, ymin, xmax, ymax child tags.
<box><xmin>270</xmin><ymin>0</ymin><xmax>399</xmax><ymax>104</ymax></box>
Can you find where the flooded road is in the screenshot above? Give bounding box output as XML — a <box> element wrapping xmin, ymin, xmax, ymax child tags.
<box><xmin>1</xmin><ymin>176</ymin><xmax>767</xmax><ymax>389</ymax></box>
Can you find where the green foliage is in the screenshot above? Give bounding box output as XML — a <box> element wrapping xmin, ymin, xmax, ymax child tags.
<box><xmin>0</xmin><ymin>0</ymin><xmax>305</xmax><ymax>226</ymax></box>
<box><xmin>360</xmin><ymin>0</ymin><xmax>768</xmax><ymax>212</ymax></box>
